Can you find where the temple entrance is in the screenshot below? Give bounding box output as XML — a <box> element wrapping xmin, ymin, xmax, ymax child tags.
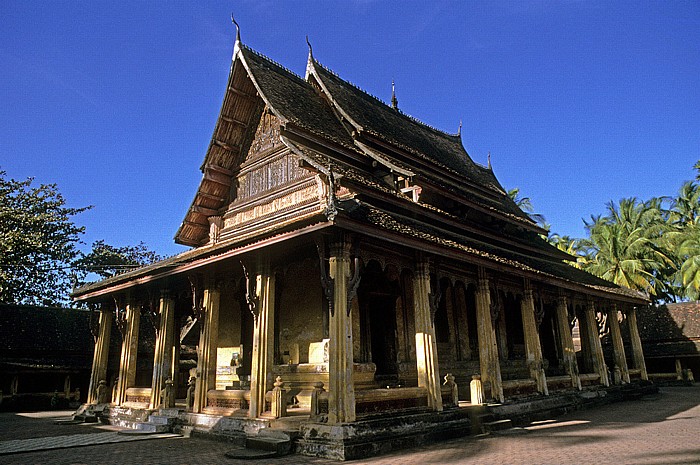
<box><xmin>358</xmin><ymin>261</ymin><xmax>400</xmax><ymax>384</ymax></box>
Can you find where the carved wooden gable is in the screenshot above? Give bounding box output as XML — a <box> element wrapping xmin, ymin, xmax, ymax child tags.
<box><xmin>220</xmin><ymin>110</ymin><xmax>320</xmax><ymax>239</ymax></box>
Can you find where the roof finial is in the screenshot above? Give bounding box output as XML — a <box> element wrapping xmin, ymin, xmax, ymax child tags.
<box><xmin>458</xmin><ymin>119</ymin><xmax>462</xmax><ymax>137</ymax></box>
<box><xmin>231</xmin><ymin>14</ymin><xmax>241</xmax><ymax>43</ymax></box>
<box><xmin>487</xmin><ymin>151</ymin><xmax>492</xmax><ymax>169</ymax></box>
<box><xmin>391</xmin><ymin>79</ymin><xmax>398</xmax><ymax>110</ymax></box>
<box><xmin>306</xmin><ymin>35</ymin><xmax>314</xmax><ymax>59</ymax></box>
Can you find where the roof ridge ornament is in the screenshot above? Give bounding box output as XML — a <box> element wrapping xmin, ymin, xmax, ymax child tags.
<box><xmin>487</xmin><ymin>151</ymin><xmax>492</xmax><ymax>169</ymax></box>
<box><xmin>305</xmin><ymin>35</ymin><xmax>314</xmax><ymax>80</ymax></box>
<box><xmin>458</xmin><ymin>120</ymin><xmax>462</xmax><ymax>137</ymax></box>
<box><xmin>231</xmin><ymin>14</ymin><xmax>241</xmax><ymax>44</ymax></box>
<box><xmin>391</xmin><ymin>79</ymin><xmax>398</xmax><ymax>110</ymax></box>
<box><xmin>306</xmin><ymin>35</ymin><xmax>314</xmax><ymax>59</ymax></box>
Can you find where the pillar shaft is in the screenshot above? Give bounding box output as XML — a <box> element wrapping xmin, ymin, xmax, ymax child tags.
<box><xmin>520</xmin><ymin>286</ymin><xmax>548</xmax><ymax>394</ymax></box>
<box><xmin>249</xmin><ymin>266</ymin><xmax>275</xmax><ymax>418</ymax></box>
<box><xmin>88</xmin><ymin>309</ymin><xmax>113</xmax><ymax>404</ymax></box>
<box><xmin>608</xmin><ymin>304</ymin><xmax>630</xmax><ymax>384</ymax></box>
<box><xmin>475</xmin><ymin>272</ymin><xmax>503</xmax><ymax>402</ymax></box>
<box><xmin>627</xmin><ymin>306</ymin><xmax>648</xmax><ymax>380</ymax></box>
<box><xmin>413</xmin><ymin>258</ymin><xmax>442</xmax><ymax>411</ymax></box>
<box><xmin>555</xmin><ymin>296</ymin><xmax>581</xmax><ymax>389</ymax></box>
<box><xmin>116</xmin><ymin>301</ymin><xmax>140</xmax><ymax>405</ymax></box>
<box><xmin>194</xmin><ymin>280</ymin><xmax>221</xmax><ymax>413</ymax></box>
<box><xmin>327</xmin><ymin>240</ymin><xmax>356</xmax><ymax>424</ymax></box>
<box><xmin>150</xmin><ymin>292</ymin><xmax>176</xmax><ymax>408</ymax></box>
<box><xmin>584</xmin><ymin>301</ymin><xmax>609</xmax><ymax>386</ymax></box>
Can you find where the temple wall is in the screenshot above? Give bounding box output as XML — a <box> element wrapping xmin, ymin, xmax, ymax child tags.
<box><xmin>278</xmin><ymin>258</ymin><xmax>324</xmax><ymax>364</ymax></box>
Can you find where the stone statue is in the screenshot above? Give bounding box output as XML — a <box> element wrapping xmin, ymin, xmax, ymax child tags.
<box><xmin>160</xmin><ymin>379</ymin><xmax>174</xmax><ymax>408</ymax></box>
<box><xmin>96</xmin><ymin>380</ymin><xmax>108</xmax><ymax>404</ymax></box>
<box><xmin>186</xmin><ymin>376</ymin><xmax>196</xmax><ymax>411</ymax></box>
<box><xmin>112</xmin><ymin>377</ymin><xmax>119</xmax><ymax>403</ymax></box>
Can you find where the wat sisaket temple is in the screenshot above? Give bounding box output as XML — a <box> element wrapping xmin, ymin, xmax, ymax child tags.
<box><xmin>72</xmin><ymin>25</ymin><xmax>650</xmax><ymax>460</ymax></box>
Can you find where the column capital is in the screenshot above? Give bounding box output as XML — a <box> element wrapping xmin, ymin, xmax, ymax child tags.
<box><xmin>557</xmin><ymin>294</ymin><xmax>568</xmax><ymax>307</ymax></box>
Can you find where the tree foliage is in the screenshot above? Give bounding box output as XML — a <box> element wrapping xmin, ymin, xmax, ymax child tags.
<box><xmin>0</xmin><ymin>170</ymin><xmax>162</xmax><ymax>305</ymax></box>
<box><xmin>74</xmin><ymin>240</ymin><xmax>162</xmax><ymax>281</ymax></box>
<box><xmin>515</xmin><ymin>161</ymin><xmax>700</xmax><ymax>303</ymax></box>
<box><xmin>0</xmin><ymin>171</ymin><xmax>90</xmax><ymax>305</ymax></box>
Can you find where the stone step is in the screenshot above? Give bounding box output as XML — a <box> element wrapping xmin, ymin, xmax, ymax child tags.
<box><xmin>248</xmin><ymin>430</ymin><xmax>291</xmax><ymax>454</ymax></box>
<box><xmin>482</xmin><ymin>419</ymin><xmax>513</xmax><ymax>432</ymax></box>
<box><xmin>117</xmin><ymin>421</ymin><xmax>172</xmax><ymax>434</ymax></box>
<box><xmin>148</xmin><ymin>414</ymin><xmax>176</xmax><ymax>426</ymax></box>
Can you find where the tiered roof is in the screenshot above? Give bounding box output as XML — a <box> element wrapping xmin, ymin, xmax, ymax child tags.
<box><xmin>73</xmin><ymin>35</ymin><xmax>647</xmax><ymax>305</ymax></box>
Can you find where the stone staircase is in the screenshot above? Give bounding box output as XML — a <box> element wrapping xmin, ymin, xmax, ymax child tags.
<box><xmin>115</xmin><ymin>408</ymin><xmax>181</xmax><ymax>435</ymax></box>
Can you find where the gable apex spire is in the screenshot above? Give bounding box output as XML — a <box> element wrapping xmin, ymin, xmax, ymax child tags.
<box><xmin>231</xmin><ymin>14</ymin><xmax>241</xmax><ymax>48</ymax></box>
<box><xmin>391</xmin><ymin>79</ymin><xmax>398</xmax><ymax>110</ymax></box>
<box><xmin>305</xmin><ymin>35</ymin><xmax>315</xmax><ymax>79</ymax></box>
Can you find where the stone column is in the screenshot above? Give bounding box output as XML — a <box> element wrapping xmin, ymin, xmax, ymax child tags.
<box><xmin>555</xmin><ymin>296</ymin><xmax>581</xmax><ymax>389</ymax></box>
<box><xmin>626</xmin><ymin>306</ymin><xmax>648</xmax><ymax>380</ymax></box>
<box><xmin>327</xmin><ymin>239</ymin><xmax>356</xmax><ymax>424</ymax></box>
<box><xmin>520</xmin><ymin>282</ymin><xmax>548</xmax><ymax>395</ymax></box>
<box><xmin>115</xmin><ymin>300</ymin><xmax>141</xmax><ymax>405</ymax></box>
<box><xmin>608</xmin><ymin>303</ymin><xmax>630</xmax><ymax>384</ymax></box>
<box><xmin>249</xmin><ymin>263</ymin><xmax>276</xmax><ymax>418</ymax></box>
<box><xmin>150</xmin><ymin>291</ymin><xmax>176</xmax><ymax>408</ymax></box>
<box><xmin>583</xmin><ymin>301</ymin><xmax>609</xmax><ymax>386</ymax></box>
<box><xmin>87</xmin><ymin>307</ymin><xmax>113</xmax><ymax>404</ymax></box>
<box><xmin>475</xmin><ymin>269</ymin><xmax>504</xmax><ymax>403</ymax></box>
<box><xmin>413</xmin><ymin>258</ymin><xmax>442</xmax><ymax>411</ymax></box>
<box><xmin>193</xmin><ymin>279</ymin><xmax>221</xmax><ymax>413</ymax></box>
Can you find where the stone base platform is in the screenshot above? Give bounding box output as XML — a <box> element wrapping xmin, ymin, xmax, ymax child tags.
<box><xmin>490</xmin><ymin>380</ymin><xmax>658</xmax><ymax>426</ymax></box>
<box><xmin>295</xmin><ymin>407</ymin><xmax>480</xmax><ymax>461</ymax></box>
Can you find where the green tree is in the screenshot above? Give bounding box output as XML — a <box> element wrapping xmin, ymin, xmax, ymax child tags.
<box><xmin>508</xmin><ymin>187</ymin><xmax>546</xmax><ymax>226</ymax></box>
<box><xmin>667</xmin><ymin>172</ymin><xmax>700</xmax><ymax>300</ymax></box>
<box><xmin>74</xmin><ymin>240</ymin><xmax>162</xmax><ymax>281</ymax></box>
<box><xmin>579</xmin><ymin>197</ymin><xmax>674</xmax><ymax>299</ymax></box>
<box><xmin>0</xmin><ymin>171</ymin><xmax>90</xmax><ymax>305</ymax></box>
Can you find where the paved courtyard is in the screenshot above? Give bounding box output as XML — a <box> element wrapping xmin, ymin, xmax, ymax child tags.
<box><xmin>1</xmin><ymin>385</ymin><xmax>698</xmax><ymax>465</ymax></box>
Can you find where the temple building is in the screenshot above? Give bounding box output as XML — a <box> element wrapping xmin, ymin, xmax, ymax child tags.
<box><xmin>72</xmin><ymin>29</ymin><xmax>650</xmax><ymax>459</ymax></box>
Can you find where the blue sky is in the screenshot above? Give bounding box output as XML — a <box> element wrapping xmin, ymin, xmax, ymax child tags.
<box><xmin>1</xmin><ymin>1</ymin><xmax>698</xmax><ymax>258</ymax></box>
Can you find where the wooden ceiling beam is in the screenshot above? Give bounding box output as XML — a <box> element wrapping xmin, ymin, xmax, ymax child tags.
<box><xmin>191</xmin><ymin>205</ymin><xmax>220</xmax><ymax>217</ymax></box>
<box><xmin>221</xmin><ymin>115</ymin><xmax>249</xmax><ymax>128</ymax></box>
<box><xmin>228</xmin><ymin>86</ymin><xmax>257</xmax><ymax>100</ymax></box>
<box><xmin>198</xmin><ymin>192</ymin><xmax>225</xmax><ymax>202</ymax></box>
<box><xmin>203</xmin><ymin>169</ymin><xmax>232</xmax><ymax>187</ymax></box>
<box><xmin>213</xmin><ymin>139</ymin><xmax>240</xmax><ymax>154</ymax></box>
<box><xmin>204</xmin><ymin>163</ymin><xmax>234</xmax><ymax>177</ymax></box>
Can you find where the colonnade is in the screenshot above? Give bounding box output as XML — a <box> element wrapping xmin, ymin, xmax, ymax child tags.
<box><xmin>86</xmin><ymin>242</ymin><xmax>649</xmax><ymax>423</ymax></box>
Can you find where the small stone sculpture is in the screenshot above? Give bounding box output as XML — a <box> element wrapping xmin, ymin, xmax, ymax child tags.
<box><xmin>186</xmin><ymin>376</ymin><xmax>196</xmax><ymax>411</ymax></box>
<box><xmin>96</xmin><ymin>380</ymin><xmax>108</xmax><ymax>404</ymax></box>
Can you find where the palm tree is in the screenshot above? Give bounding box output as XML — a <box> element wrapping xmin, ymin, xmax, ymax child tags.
<box><xmin>548</xmin><ymin>233</ymin><xmax>586</xmax><ymax>268</ymax></box>
<box><xmin>508</xmin><ymin>187</ymin><xmax>546</xmax><ymax>226</ymax></box>
<box><xmin>580</xmin><ymin>198</ymin><xmax>674</xmax><ymax>299</ymax></box>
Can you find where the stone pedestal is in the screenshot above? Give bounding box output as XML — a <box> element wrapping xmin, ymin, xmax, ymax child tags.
<box><xmin>626</xmin><ymin>306</ymin><xmax>648</xmax><ymax>380</ymax></box>
<box><xmin>115</xmin><ymin>301</ymin><xmax>140</xmax><ymax>406</ymax></box>
<box><xmin>555</xmin><ymin>296</ymin><xmax>581</xmax><ymax>390</ymax></box>
<box><xmin>327</xmin><ymin>239</ymin><xmax>356</xmax><ymax>424</ymax></box>
<box><xmin>608</xmin><ymin>304</ymin><xmax>630</xmax><ymax>384</ymax></box>
<box><xmin>475</xmin><ymin>270</ymin><xmax>504</xmax><ymax>402</ymax></box>
<box><xmin>249</xmin><ymin>266</ymin><xmax>275</xmax><ymax>418</ymax></box>
<box><xmin>150</xmin><ymin>291</ymin><xmax>176</xmax><ymax>408</ymax></box>
<box><xmin>88</xmin><ymin>308</ymin><xmax>112</xmax><ymax>404</ymax></box>
<box><xmin>520</xmin><ymin>284</ymin><xmax>548</xmax><ymax>395</ymax></box>
<box><xmin>413</xmin><ymin>258</ymin><xmax>442</xmax><ymax>411</ymax></box>
<box><xmin>194</xmin><ymin>279</ymin><xmax>221</xmax><ymax>413</ymax></box>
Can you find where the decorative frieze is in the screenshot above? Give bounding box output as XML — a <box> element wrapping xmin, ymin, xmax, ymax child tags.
<box><xmin>225</xmin><ymin>182</ymin><xmax>319</xmax><ymax>229</ymax></box>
